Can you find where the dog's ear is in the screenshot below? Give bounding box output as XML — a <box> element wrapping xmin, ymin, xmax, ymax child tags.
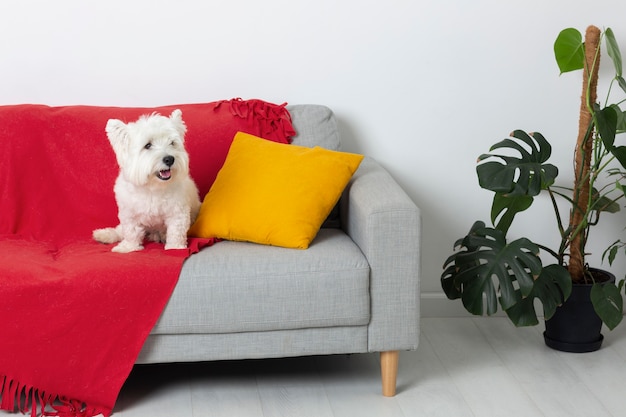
<box><xmin>105</xmin><ymin>119</ymin><xmax>129</xmax><ymax>157</ymax></box>
<box><xmin>169</xmin><ymin>109</ymin><xmax>187</xmax><ymax>139</ymax></box>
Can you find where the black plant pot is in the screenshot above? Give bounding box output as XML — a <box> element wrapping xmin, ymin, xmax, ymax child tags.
<box><xmin>543</xmin><ymin>268</ymin><xmax>615</xmax><ymax>353</ymax></box>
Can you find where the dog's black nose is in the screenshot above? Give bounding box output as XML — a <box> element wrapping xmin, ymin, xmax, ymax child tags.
<box><xmin>163</xmin><ymin>156</ymin><xmax>175</xmax><ymax>167</ymax></box>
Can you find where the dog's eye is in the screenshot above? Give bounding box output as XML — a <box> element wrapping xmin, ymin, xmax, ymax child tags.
<box><xmin>144</xmin><ymin>143</ymin><xmax>152</xmax><ymax>150</ymax></box>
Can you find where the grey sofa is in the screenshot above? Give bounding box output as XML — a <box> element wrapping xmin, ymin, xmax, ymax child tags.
<box><xmin>135</xmin><ymin>104</ymin><xmax>421</xmax><ymax>397</ymax></box>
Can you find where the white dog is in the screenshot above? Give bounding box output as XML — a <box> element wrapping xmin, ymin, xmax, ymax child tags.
<box><xmin>93</xmin><ymin>109</ymin><xmax>201</xmax><ymax>253</ymax></box>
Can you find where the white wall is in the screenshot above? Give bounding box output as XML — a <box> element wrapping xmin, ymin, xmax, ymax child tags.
<box><xmin>2</xmin><ymin>0</ymin><xmax>626</xmax><ymax>316</ymax></box>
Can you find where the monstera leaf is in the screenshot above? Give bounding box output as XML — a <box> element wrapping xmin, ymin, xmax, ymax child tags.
<box><xmin>595</xmin><ymin>104</ymin><xmax>618</xmax><ymax>150</ymax></box>
<box><xmin>595</xmin><ymin>103</ymin><xmax>626</xmax><ymax>170</ymax></box>
<box><xmin>476</xmin><ymin>130</ymin><xmax>558</xmax><ymax>234</ymax></box>
<box><xmin>504</xmin><ymin>264</ymin><xmax>572</xmax><ymax>326</ymax></box>
<box><xmin>441</xmin><ymin>221</ymin><xmax>571</xmax><ymax>326</ymax></box>
<box><xmin>606</xmin><ymin>27</ymin><xmax>626</xmax><ymax>94</ymax></box>
<box><xmin>554</xmin><ymin>27</ymin><xmax>584</xmax><ymax>74</ymax></box>
<box><xmin>591</xmin><ymin>281</ymin><xmax>624</xmax><ymax>330</ymax></box>
<box><xmin>489</xmin><ymin>193</ymin><xmax>534</xmax><ymax>236</ymax></box>
<box><xmin>477</xmin><ymin>130</ymin><xmax>558</xmax><ymax>195</ymax></box>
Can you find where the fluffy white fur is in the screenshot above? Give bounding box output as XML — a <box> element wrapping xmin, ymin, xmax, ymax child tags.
<box><xmin>93</xmin><ymin>109</ymin><xmax>201</xmax><ymax>253</ymax></box>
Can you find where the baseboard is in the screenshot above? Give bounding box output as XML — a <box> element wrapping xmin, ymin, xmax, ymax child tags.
<box><xmin>421</xmin><ymin>291</ymin><xmax>626</xmax><ymax>321</ymax></box>
<box><xmin>420</xmin><ymin>292</ymin><xmax>578</xmax><ymax>320</ymax></box>
<box><xmin>420</xmin><ymin>292</ymin><xmax>506</xmax><ymax>318</ymax></box>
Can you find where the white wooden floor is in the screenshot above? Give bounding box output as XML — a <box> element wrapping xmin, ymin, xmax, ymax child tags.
<box><xmin>3</xmin><ymin>317</ymin><xmax>625</xmax><ymax>417</ymax></box>
<box><xmin>107</xmin><ymin>317</ymin><xmax>626</xmax><ymax>417</ymax></box>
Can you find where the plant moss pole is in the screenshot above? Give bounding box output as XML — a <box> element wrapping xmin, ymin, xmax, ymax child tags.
<box><xmin>569</xmin><ymin>25</ymin><xmax>601</xmax><ymax>284</ymax></box>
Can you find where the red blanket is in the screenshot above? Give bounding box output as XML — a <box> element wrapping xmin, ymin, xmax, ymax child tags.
<box><xmin>0</xmin><ymin>99</ymin><xmax>294</xmax><ymax>416</ymax></box>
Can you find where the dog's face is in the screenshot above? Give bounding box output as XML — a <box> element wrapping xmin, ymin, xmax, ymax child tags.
<box><xmin>105</xmin><ymin>109</ymin><xmax>190</xmax><ymax>187</ymax></box>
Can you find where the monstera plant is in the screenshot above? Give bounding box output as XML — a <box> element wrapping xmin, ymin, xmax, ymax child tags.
<box><xmin>442</xmin><ymin>25</ymin><xmax>626</xmax><ymax>334</ymax></box>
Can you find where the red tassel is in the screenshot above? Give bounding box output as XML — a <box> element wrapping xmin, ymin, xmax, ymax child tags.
<box><xmin>30</xmin><ymin>387</ymin><xmax>39</xmax><ymax>417</ymax></box>
<box><xmin>1</xmin><ymin>376</ymin><xmax>17</xmax><ymax>411</ymax></box>
<box><xmin>0</xmin><ymin>374</ymin><xmax>110</xmax><ymax>417</ymax></box>
<box><xmin>213</xmin><ymin>98</ymin><xmax>296</xmax><ymax>143</ymax></box>
<box><xmin>1</xmin><ymin>375</ymin><xmax>40</xmax><ymax>416</ymax></box>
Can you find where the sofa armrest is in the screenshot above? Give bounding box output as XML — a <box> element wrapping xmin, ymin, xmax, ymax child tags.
<box><xmin>341</xmin><ymin>157</ymin><xmax>421</xmax><ymax>352</ymax></box>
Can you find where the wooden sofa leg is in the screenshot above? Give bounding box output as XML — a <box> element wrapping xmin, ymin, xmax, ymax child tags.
<box><xmin>380</xmin><ymin>350</ymin><xmax>399</xmax><ymax>397</ymax></box>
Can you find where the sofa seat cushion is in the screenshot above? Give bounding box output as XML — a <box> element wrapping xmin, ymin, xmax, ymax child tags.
<box><xmin>151</xmin><ymin>229</ymin><xmax>370</xmax><ymax>334</ymax></box>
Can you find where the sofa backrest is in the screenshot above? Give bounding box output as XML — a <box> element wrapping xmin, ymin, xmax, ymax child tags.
<box><xmin>0</xmin><ymin>99</ymin><xmax>303</xmax><ymax>245</ymax></box>
<box><xmin>288</xmin><ymin>105</ymin><xmax>344</xmax><ymax>229</ymax></box>
<box><xmin>288</xmin><ymin>105</ymin><xmax>341</xmax><ymax>151</ymax></box>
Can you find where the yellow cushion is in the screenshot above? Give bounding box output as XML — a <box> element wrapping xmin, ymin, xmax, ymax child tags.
<box><xmin>188</xmin><ymin>132</ymin><xmax>364</xmax><ymax>249</ymax></box>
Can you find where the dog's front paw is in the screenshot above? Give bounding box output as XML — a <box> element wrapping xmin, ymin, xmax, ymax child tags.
<box><xmin>164</xmin><ymin>242</ymin><xmax>188</xmax><ymax>250</ymax></box>
<box><xmin>164</xmin><ymin>232</ymin><xmax>188</xmax><ymax>250</ymax></box>
<box><xmin>112</xmin><ymin>240</ymin><xmax>144</xmax><ymax>253</ymax></box>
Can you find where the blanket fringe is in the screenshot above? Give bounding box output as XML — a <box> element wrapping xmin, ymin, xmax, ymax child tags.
<box><xmin>214</xmin><ymin>98</ymin><xmax>296</xmax><ymax>142</ymax></box>
<box><xmin>1</xmin><ymin>375</ymin><xmax>109</xmax><ymax>417</ymax></box>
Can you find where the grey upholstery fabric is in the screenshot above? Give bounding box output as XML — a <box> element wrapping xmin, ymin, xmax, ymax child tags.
<box><xmin>287</xmin><ymin>105</ymin><xmax>341</xmax><ymax>150</ymax></box>
<box><xmin>139</xmin><ymin>104</ymin><xmax>421</xmax><ymax>365</ymax></box>
<box><xmin>154</xmin><ymin>229</ymin><xmax>370</xmax><ymax>334</ymax></box>
<box><xmin>138</xmin><ymin>326</ymin><xmax>368</xmax><ymax>363</ymax></box>
<box><xmin>342</xmin><ymin>158</ymin><xmax>421</xmax><ymax>352</ymax></box>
